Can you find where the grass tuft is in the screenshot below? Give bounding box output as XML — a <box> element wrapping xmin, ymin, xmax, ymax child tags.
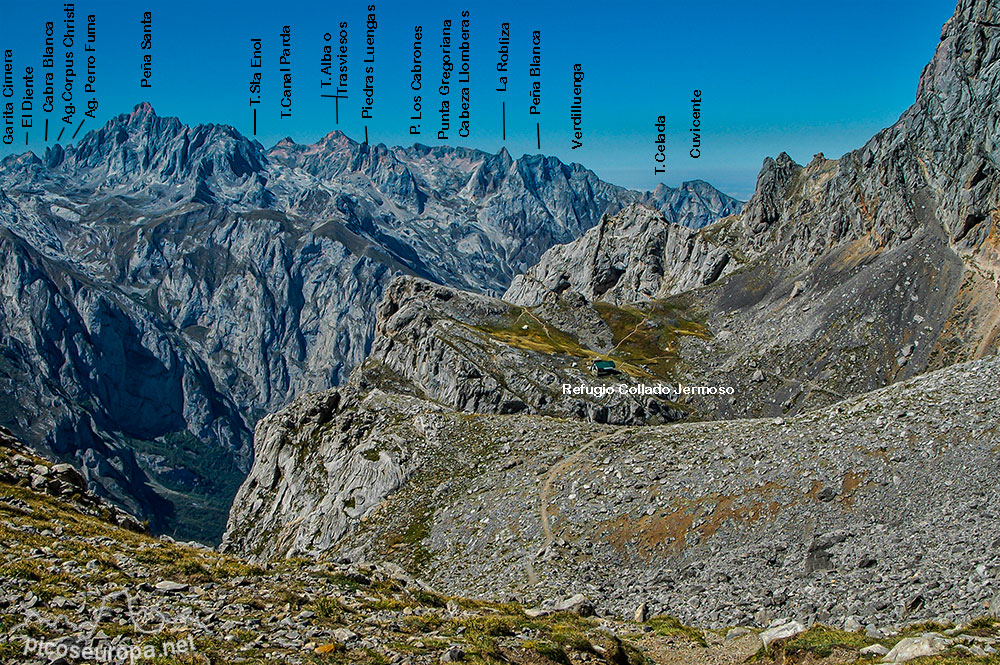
<box><xmin>645</xmin><ymin>615</ymin><xmax>707</xmax><ymax>647</ymax></box>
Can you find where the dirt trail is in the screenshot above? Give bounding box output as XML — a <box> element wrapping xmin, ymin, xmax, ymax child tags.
<box><xmin>640</xmin><ymin>632</ymin><xmax>762</xmax><ymax>665</ymax></box>
<box><xmin>610</xmin><ymin>312</ymin><xmax>651</xmax><ymax>354</ymax></box>
<box><xmin>538</xmin><ymin>432</ymin><xmax>619</xmax><ymax>546</ymax></box>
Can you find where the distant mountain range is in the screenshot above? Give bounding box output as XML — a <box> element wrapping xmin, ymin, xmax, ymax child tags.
<box><xmin>0</xmin><ymin>109</ymin><xmax>741</xmax><ymax>541</ymax></box>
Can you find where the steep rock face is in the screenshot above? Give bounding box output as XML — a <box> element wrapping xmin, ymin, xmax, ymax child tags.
<box><xmin>730</xmin><ymin>0</ymin><xmax>998</xmax><ymax>273</ymax></box>
<box><xmin>221</xmin><ymin>389</ymin><xmax>433</xmax><ymax>559</ymax></box>
<box><xmin>0</xmin><ymin>106</ymin><xmax>739</xmax><ymax>540</ymax></box>
<box><xmin>506</xmin><ymin>0</ymin><xmax>1000</xmax><ymax>418</ymax></box>
<box><xmin>505</xmin><ymin>204</ymin><xmax>735</xmax><ymax>305</ymax></box>
<box><xmin>0</xmin><ymin>225</ymin><xmax>248</xmax><ymax>538</ymax></box>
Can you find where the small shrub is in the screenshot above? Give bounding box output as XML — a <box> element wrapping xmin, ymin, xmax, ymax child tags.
<box><xmin>463</xmin><ymin>615</ymin><xmax>516</xmax><ymax>637</ymax></box>
<box><xmin>466</xmin><ymin>632</ymin><xmax>505</xmax><ymax>663</ymax></box>
<box><xmin>410</xmin><ymin>589</ymin><xmax>446</xmax><ymax>608</ymax></box>
<box><xmin>645</xmin><ymin>615</ymin><xmax>707</xmax><ymax>646</ymax></box>
<box><xmin>524</xmin><ymin>640</ymin><xmax>572</xmax><ymax>665</ymax></box>
<box><xmin>312</xmin><ymin>597</ymin><xmax>343</xmax><ymax>620</ymax></box>
<box><xmin>780</xmin><ymin>625</ymin><xmax>871</xmax><ymax>658</ymax></box>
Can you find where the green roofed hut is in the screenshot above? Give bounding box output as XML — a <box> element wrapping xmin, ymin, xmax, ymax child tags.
<box><xmin>590</xmin><ymin>359</ymin><xmax>617</xmax><ymax>376</ymax></box>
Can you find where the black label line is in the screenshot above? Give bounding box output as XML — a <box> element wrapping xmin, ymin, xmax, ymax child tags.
<box><xmin>44</xmin><ymin>119</ymin><xmax>49</xmax><ymax>142</ymax></box>
<box><xmin>320</xmin><ymin>94</ymin><xmax>347</xmax><ymax>125</ymax></box>
<box><xmin>536</xmin><ymin>122</ymin><xmax>540</xmax><ymax>149</ymax></box>
<box><xmin>502</xmin><ymin>102</ymin><xmax>506</xmax><ymax>141</ymax></box>
<box><xmin>57</xmin><ymin>126</ymin><xmax>65</xmax><ymax>141</ymax></box>
<box><xmin>72</xmin><ymin>119</ymin><xmax>85</xmax><ymax>139</ymax></box>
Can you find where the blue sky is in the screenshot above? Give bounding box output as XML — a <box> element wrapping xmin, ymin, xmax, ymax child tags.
<box><xmin>0</xmin><ymin>0</ymin><xmax>955</xmax><ymax>198</ymax></box>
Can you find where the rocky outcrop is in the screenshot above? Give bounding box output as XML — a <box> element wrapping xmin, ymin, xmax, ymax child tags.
<box><xmin>505</xmin><ymin>204</ymin><xmax>735</xmax><ymax>306</ymax></box>
<box><xmin>0</xmin><ymin>426</ymin><xmax>144</xmax><ymax>532</ymax></box>
<box><xmin>222</xmin><ymin>268</ymin><xmax>697</xmax><ymax>557</ymax></box>
<box><xmin>0</xmin><ymin>105</ymin><xmax>739</xmax><ymax>541</ymax></box>
<box><xmin>221</xmin><ymin>388</ymin><xmax>435</xmax><ymax>559</ymax></box>
<box><xmin>359</xmin><ymin>276</ymin><xmax>685</xmax><ymax>425</ymax></box>
<box><xmin>730</xmin><ymin>0</ymin><xmax>999</xmax><ymax>272</ymax></box>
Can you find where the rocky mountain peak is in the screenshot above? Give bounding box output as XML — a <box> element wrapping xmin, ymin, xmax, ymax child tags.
<box><xmin>644</xmin><ymin>179</ymin><xmax>744</xmax><ymax>229</ymax></box>
<box><xmin>32</xmin><ymin>103</ymin><xmax>270</xmax><ymax>205</ymax></box>
<box><xmin>265</xmin><ymin>129</ymin><xmax>358</xmax><ymax>176</ymax></box>
<box><xmin>123</xmin><ymin>100</ymin><xmax>160</xmax><ymax>127</ymax></box>
<box><xmin>321</xmin><ymin>128</ymin><xmax>353</xmax><ymax>142</ymax></box>
<box><xmin>740</xmin><ymin>151</ymin><xmax>802</xmax><ymax>236</ymax></box>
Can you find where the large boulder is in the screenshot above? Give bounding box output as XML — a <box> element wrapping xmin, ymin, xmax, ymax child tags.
<box><xmin>881</xmin><ymin>634</ymin><xmax>950</xmax><ymax>663</ymax></box>
<box><xmin>760</xmin><ymin>619</ymin><xmax>806</xmax><ymax>648</ymax></box>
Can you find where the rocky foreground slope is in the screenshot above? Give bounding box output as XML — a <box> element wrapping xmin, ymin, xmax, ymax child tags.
<box><xmin>225</xmin><ymin>345</ymin><xmax>1000</xmax><ymax>630</ymax></box>
<box><xmin>0</xmin><ymin>431</ymin><xmax>657</xmax><ymax>665</ymax></box>
<box><xmin>3</xmin><ymin>430</ymin><xmax>1000</xmax><ymax>665</ymax></box>
<box><xmin>0</xmin><ymin>104</ymin><xmax>739</xmax><ymax>541</ymax></box>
